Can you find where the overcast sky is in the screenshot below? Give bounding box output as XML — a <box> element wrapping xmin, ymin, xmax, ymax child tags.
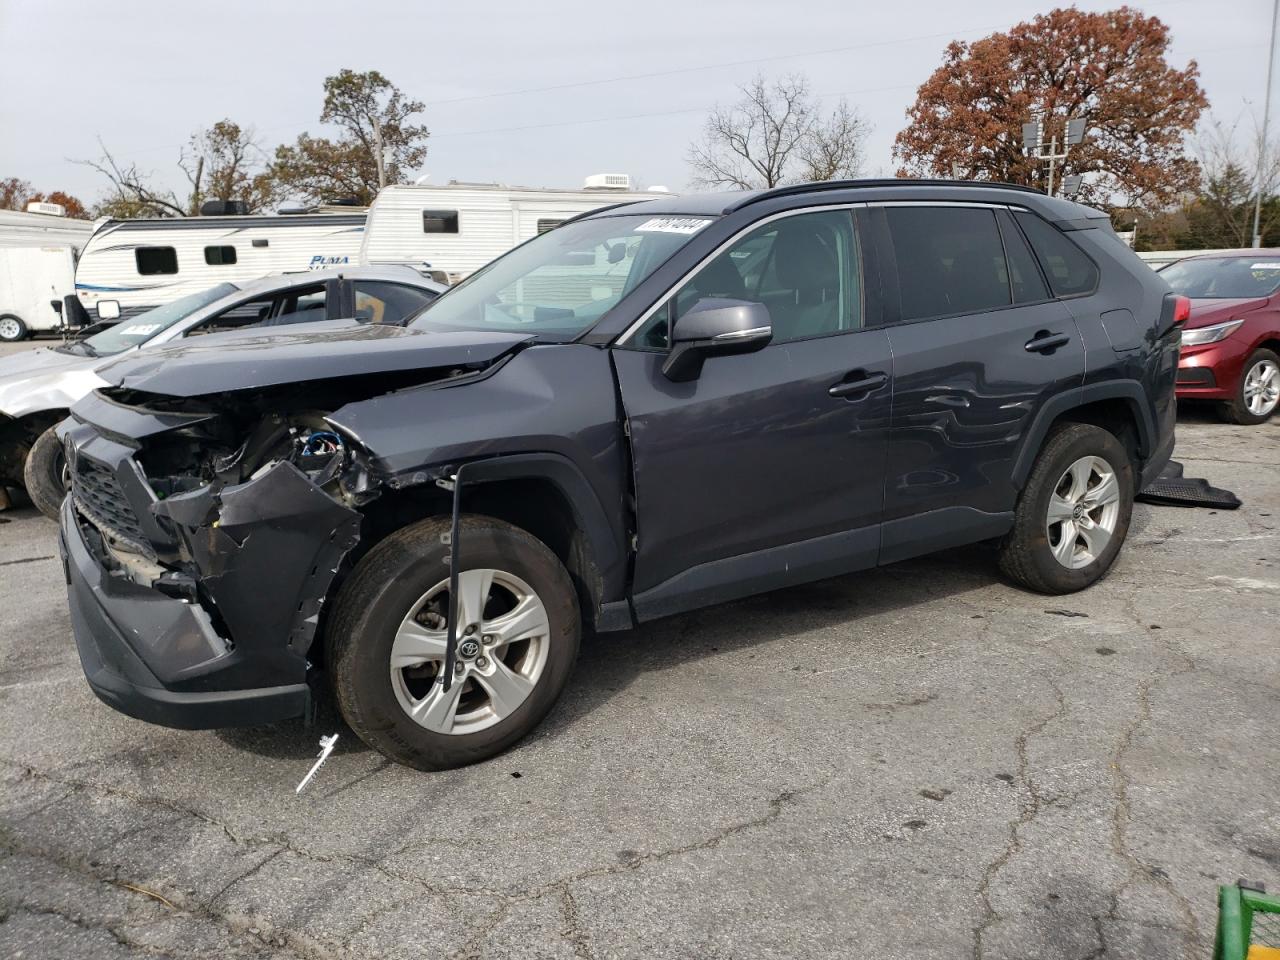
<box><xmin>0</xmin><ymin>0</ymin><xmax>1270</xmax><ymax>206</ymax></box>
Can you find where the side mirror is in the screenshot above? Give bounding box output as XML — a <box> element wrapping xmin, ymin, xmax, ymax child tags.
<box><xmin>661</xmin><ymin>298</ymin><xmax>772</xmax><ymax>382</ymax></box>
<box><xmin>96</xmin><ymin>300</ymin><xmax>121</xmax><ymax>321</ymax></box>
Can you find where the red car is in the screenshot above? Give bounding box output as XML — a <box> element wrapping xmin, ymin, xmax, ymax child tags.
<box><xmin>1160</xmin><ymin>250</ymin><xmax>1280</xmax><ymax>424</ymax></box>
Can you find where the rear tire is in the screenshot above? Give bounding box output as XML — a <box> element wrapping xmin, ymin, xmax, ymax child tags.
<box><xmin>327</xmin><ymin>515</ymin><xmax>580</xmax><ymax>771</ymax></box>
<box><xmin>0</xmin><ymin>315</ymin><xmax>28</xmax><ymax>342</ymax></box>
<box><xmin>998</xmin><ymin>423</ymin><xmax>1134</xmax><ymax>594</ymax></box>
<box><xmin>1222</xmin><ymin>348</ymin><xmax>1280</xmax><ymax>425</ymax></box>
<box><xmin>24</xmin><ymin>426</ymin><xmax>68</xmax><ymax>521</ymax></box>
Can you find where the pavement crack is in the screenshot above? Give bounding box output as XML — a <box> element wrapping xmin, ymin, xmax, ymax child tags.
<box><xmin>971</xmin><ymin>675</ymin><xmax>1068</xmax><ymax>960</ymax></box>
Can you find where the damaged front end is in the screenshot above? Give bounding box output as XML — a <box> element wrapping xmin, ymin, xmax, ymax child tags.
<box><xmin>58</xmin><ymin>387</ymin><xmax>378</xmax><ymax>728</ymax></box>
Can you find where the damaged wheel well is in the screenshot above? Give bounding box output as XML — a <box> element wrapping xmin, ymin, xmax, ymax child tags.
<box><xmin>328</xmin><ymin>476</ymin><xmax>605</xmax><ymax>660</ymax></box>
<box><xmin>1054</xmin><ymin>398</ymin><xmax>1142</xmax><ymax>461</ymax></box>
<box><xmin>0</xmin><ymin>409</ymin><xmax>68</xmax><ymax>486</ymax></box>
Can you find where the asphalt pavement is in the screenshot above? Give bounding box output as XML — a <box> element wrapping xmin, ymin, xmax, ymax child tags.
<box><xmin>0</xmin><ymin>405</ymin><xmax>1277</xmax><ymax>960</ymax></box>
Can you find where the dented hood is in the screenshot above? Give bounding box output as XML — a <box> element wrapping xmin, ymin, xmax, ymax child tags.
<box><xmin>94</xmin><ymin>322</ymin><xmax>534</xmax><ymax>397</ymax></box>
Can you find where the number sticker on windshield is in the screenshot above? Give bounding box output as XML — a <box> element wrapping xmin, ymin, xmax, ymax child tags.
<box><xmin>118</xmin><ymin>323</ymin><xmax>161</xmax><ymax>336</ymax></box>
<box><xmin>1250</xmin><ymin>262</ymin><xmax>1280</xmax><ymax>270</ymax></box>
<box><xmin>635</xmin><ymin>217</ymin><xmax>714</xmax><ymax>235</ymax></box>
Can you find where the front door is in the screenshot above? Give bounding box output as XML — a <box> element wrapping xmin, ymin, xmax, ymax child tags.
<box><xmin>611</xmin><ymin>208</ymin><xmax>893</xmax><ymax>618</ymax></box>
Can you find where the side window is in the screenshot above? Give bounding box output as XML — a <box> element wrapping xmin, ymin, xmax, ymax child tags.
<box><xmin>136</xmin><ymin>247</ymin><xmax>178</xmax><ymax>276</ymax></box>
<box><xmin>184</xmin><ymin>297</ymin><xmax>275</xmax><ymax>336</ymax></box>
<box><xmin>885</xmin><ymin>206</ymin><xmax>1010</xmax><ymax>320</ymax></box>
<box><xmin>996</xmin><ymin>210</ymin><xmax>1050</xmax><ymax>304</ymax></box>
<box><xmin>635</xmin><ymin>210</ymin><xmax>861</xmax><ymax>350</ymax></box>
<box><xmin>204</xmin><ymin>245</ymin><xmax>237</xmax><ymax>266</ymax></box>
<box><xmin>275</xmin><ymin>286</ymin><xmax>328</xmax><ymax>324</ymax></box>
<box><xmin>423</xmin><ymin>210</ymin><xmax>460</xmax><ymax>234</ymax></box>
<box><xmin>352</xmin><ymin>281</ymin><xmax>438</xmax><ymax>325</ymax></box>
<box><xmin>1014</xmin><ymin>210</ymin><xmax>1099</xmax><ymax>297</ymax></box>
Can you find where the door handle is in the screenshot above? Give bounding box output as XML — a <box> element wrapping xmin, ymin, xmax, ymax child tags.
<box><xmin>1025</xmin><ymin>332</ymin><xmax>1071</xmax><ymax>353</ymax></box>
<box><xmin>829</xmin><ymin>372</ymin><xmax>888</xmax><ymax>399</ymax></box>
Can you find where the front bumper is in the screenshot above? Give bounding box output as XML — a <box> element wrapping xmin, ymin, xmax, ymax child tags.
<box><xmin>60</xmin><ymin>497</ymin><xmax>311</xmax><ymax>728</ymax></box>
<box><xmin>1176</xmin><ymin>337</ymin><xmax>1250</xmax><ymax>401</ymax></box>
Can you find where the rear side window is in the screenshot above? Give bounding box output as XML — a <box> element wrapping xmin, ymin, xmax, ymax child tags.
<box><xmin>136</xmin><ymin>246</ymin><xmax>178</xmax><ymax>275</ymax></box>
<box><xmin>996</xmin><ymin>210</ymin><xmax>1050</xmax><ymax>304</ymax></box>
<box><xmin>885</xmin><ymin>206</ymin><xmax>1010</xmax><ymax>320</ymax></box>
<box><xmin>1014</xmin><ymin>211</ymin><xmax>1099</xmax><ymax>297</ymax></box>
<box><xmin>204</xmin><ymin>245</ymin><xmax>237</xmax><ymax>266</ymax></box>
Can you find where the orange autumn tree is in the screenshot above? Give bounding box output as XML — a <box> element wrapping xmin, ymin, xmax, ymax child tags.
<box><xmin>894</xmin><ymin>7</ymin><xmax>1207</xmax><ymax>209</ymax></box>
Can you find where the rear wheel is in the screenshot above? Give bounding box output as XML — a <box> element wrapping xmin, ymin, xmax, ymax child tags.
<box><xmin>998</xmin><ymin>423</ymin><xmax>1134</xmax><ymax>594</ymax></box>
<box><xmin>327</xmin><ymin>515</ymin><xmax>580</xmax><ymax>771</ymax></box>
<box><xmin>1221</xmin><ymin>349</ymin><xmax>1280</xmax><ymax>425</ymax></box>
<box><xmin>24</xmin><ymin>426</ymin><xmax>68</xmax><ymax>520</ymax></box>
<box><xmin>0</xmin><ymin>315</ymin><xmax>27</xmax><ymax>342</ymax></box>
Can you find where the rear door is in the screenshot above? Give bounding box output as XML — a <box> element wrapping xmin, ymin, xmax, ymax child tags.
<box><xmin>612</xmin><ymin>208</ymin><xmax>894</xmax><ymax>616</ymax></box>
<box><xmin>873</xmin><ymin>203</ymin><xmax>1083</xmax><ymax>561</ymax></box>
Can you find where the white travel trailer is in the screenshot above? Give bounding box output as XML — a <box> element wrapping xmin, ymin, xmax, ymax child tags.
<box><xmin>360</xmin><ymin>176</ymin><xmax>670</xmax><ymax>283</ymax></box>
<box><xmin>73</xmin><ymin>211</ymin><xmax>367</xmax><ymax>320</ymax></box>
<box><xmin>0</xmin><ymin>204</ymin><xmax>95</xmax><ymax>252</ymax></box>
<box><xmin>0</xmin><ymin>246</ymin><xmax>79</xmax><ymax>341</ymax></box>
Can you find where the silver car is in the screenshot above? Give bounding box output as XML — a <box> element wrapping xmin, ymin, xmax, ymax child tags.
<box><xmin>0</xmin><ymin>266</ymin><xmax>443</xmax><ymax>518</ymax></box>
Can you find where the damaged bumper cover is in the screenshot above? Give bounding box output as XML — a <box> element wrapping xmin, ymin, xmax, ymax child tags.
<box><xmin>58</xmin><ymin>403</ymin><xmax>362</xmax><ymax>729</ymax></box>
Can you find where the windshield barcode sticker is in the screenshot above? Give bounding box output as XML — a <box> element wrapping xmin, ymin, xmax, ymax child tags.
<box><xmin>635</xmin><ymin>217</ymin><xmax>713</xmax><ymax>235</ymax></box>
<box><xmin>1250</xmin><ymin>262</ymin><xmax>1280</xmax><ymax>269</ymax></box>
<box><xmin>118</xmin><ymin>323</ymin><xmax>161</xmax><ymax>336</ymax></box>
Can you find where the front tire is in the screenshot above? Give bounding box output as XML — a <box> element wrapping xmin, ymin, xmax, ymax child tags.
<box><xmin>1222</xmin><ymin>348</ymin><xmax>1280</xmax><ymax>425</ymax></box>
<box><xmin>0</xmin><ymin>315</ymin><xmax>28</xmax><ymax>342</ymax></box>
<box><xmin>327</xmin><ymin>515</ymin><xmax>580</xmax><ymax>771</ymax></box>
<box><xmin>24</xmin><ymin>426</ymin><xmax>68</xmax><ymax>520</ymax></box>
<box><xmin>998</xmin><ymin>423</ymin><xmax>1134</xmax><ymax>594</ymax></box>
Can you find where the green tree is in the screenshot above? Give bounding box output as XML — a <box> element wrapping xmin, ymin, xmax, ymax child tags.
<box><xmin>270</xmin><ymin>69</ymin><xmax>429</xmax><ymax>205</ymax></box>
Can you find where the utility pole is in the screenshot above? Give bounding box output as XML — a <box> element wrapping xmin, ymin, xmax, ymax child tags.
<box><xmin>1253</xmin><ymin>0</ymin><xmax>1279</xmax><ymax>248</ymax></box>
<box><xmin>1022</xmin><ymin>117</ymin><xmax>1086</xmax><ymax>197</ymax></box>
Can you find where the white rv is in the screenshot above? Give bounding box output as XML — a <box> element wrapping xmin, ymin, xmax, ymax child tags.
<box><xmin>73</xmin><ymin>211</ymin><xmax>367</xmax><ymax>321</ymax></box>
<box><xmin>360</xmin><ymin>175</ymin><xmax>669</xmax><ymax>283</ymax></box>
<box><xmin>0</xmin><ymin>204</ymin><xmax>95</xmax><ymax>252</ymax></box>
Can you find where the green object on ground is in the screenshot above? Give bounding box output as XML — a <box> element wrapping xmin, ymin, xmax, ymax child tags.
<box><xmin>1215</xmin><ymin>883</ymin><xmax>1280</xmax><ymax>960</ymax></box>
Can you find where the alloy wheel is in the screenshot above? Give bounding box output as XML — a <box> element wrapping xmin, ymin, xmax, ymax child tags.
<box><xmin>1243</xmin><ymin>358</ymin><xmax>1280</xmax><ymax>417</ymax></box>
<box><xmin>1046</xmin><ymin>455</ymin><xmax>1122</xmax><ymax>570</ymax></box>
<box><xmin>389</xmin><ymin>568</ymin><xmax>551</xmax><ymax>735</ymax></box>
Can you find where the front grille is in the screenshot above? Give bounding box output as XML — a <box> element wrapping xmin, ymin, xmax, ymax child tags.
<box><xmin>73</xmin><ymin>457</ymin><xmax>153</xmax><ymax>556</ymax></box>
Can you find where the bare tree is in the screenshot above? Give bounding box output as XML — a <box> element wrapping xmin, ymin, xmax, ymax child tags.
<box><xmin>687</xmin><ymin>74</ymin><xmax>868</xmax><ymax>189</ymax></box>
<box><xmin>1192</xmin><ymin>115</ymin><xmax>1280</xmax><ymax>247</ymax></box>
<box><xmin>78</xmin><ymin>139</ymin><xmax>187</xmax><ymax>218</ymax></box>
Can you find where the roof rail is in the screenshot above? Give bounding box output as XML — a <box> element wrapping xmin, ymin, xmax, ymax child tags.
<box><xmin>727</xmin><ymin>178</ymin><xmax>1045</xmax><ymax>211</ymax></box>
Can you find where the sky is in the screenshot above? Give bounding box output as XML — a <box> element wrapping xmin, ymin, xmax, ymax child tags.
<box><xmin>0</xmin><ymin>0</ymin><xmax>1272</xmax><ymax>207</ymax></box>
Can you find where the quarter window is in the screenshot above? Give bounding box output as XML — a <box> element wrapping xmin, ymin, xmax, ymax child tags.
<box><xmin>996</xmin><ymin>210</ymin><xmax>1050</xmax><ymax>304</ymax></box>
<box><xmin>1013</xmin><ymin>210</ymin><xmax>1099</xmax><ymax>297</ymax></box>
<box><xmin>352</xmin><ymin>281</ymin><xmax>438</xmax><ymax>325</ymax></box>
<box><xmin>885</xmin><ymin>206</ymin><xmax>1011</xmax><ymax>320</ymax></box>
<box><xmin>135</xmin><ymin>246</ymin><xmax>178</xmax><ymax>276</ymax></box>
<box><xmin>422</xmin><ymin>210</ymin><xmax>460</xmax><ymax>234</ymax></box>
<box><xmin>204</xmin><ymin>245</ymin><xmax>237</xmax><ymax>266</ymax></box>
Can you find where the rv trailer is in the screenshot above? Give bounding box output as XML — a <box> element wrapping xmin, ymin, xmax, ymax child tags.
<box><xmin>359</xmin><ymin>175</ymin><xmax>670</xmax><ymax>283</ymax></box>
<box><xmin>73</xmin><ymin>211</ymin><xmax>367</xmax><ymax>321</ymax></box>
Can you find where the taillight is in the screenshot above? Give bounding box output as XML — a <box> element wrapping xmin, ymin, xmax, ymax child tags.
<box><xmin>1173</xmin><ymin>295</ymin><xmax>1191</xmax><ymax>326</ymax></box>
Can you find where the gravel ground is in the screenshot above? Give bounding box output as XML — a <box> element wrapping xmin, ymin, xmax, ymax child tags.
<box><xmin>0</xmin><ymin>409</ymin><xmax>1277</xmax><ymax>960</ymax></box>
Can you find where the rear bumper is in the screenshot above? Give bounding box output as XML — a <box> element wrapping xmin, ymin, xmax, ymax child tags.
<box><xmin>59</xmin><ymin>497</ymin><xmax>309</xmax><ymax>729</ymax></box>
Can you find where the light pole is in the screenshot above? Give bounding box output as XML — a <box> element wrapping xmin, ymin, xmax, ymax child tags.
<box><xmin>1253</xmin><ymin>0</ymin><xmax>1279</xmax><ymax>247</ymax></box>
<box><xmin>1023</xmin><ymin>117</ymin><xmax>1086</xmax><ymax>197</ymax></box>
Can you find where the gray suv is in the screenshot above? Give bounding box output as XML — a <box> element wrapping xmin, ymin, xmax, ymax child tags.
<box><xmin>57</xmin><ymin>180</ymin><xmax>1180</xmax><ymax>770</ymax></box>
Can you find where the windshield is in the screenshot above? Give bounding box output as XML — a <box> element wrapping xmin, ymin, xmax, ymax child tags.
<box><xmin>410</xmin><ymin>213</ymin><xmax>717</xmax><ymax>340</ymax></box>
<box><xmin>1159</xmin><ymin>257</ymin><xmax>1280</xmax><ymax>299</ymax></box>
<box><xmin>82</xmin><ymin>283</ymin><xmax>239</xmax><ymax>355</ymax></box>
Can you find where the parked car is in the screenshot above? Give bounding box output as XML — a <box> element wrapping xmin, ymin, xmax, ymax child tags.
<box><xmin>1158</xmin><ymin>251</ymin><xmax>1280</xmax><ymax>423</ymax></box>
<box><xmin>58</xmin><ymin>180</ymin><xmax>1180</xmax><ymax>771</ymax></box>
<box><xmin>0</xmin><ymin>266</ymin><xmax>443</xmax><ymax>518</ymax></box>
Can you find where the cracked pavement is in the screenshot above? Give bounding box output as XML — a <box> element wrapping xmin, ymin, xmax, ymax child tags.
<box><xmin>1</xmin><ymin>410</ymin><xmax>1277</xmax><ymax>959</ymax></box>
